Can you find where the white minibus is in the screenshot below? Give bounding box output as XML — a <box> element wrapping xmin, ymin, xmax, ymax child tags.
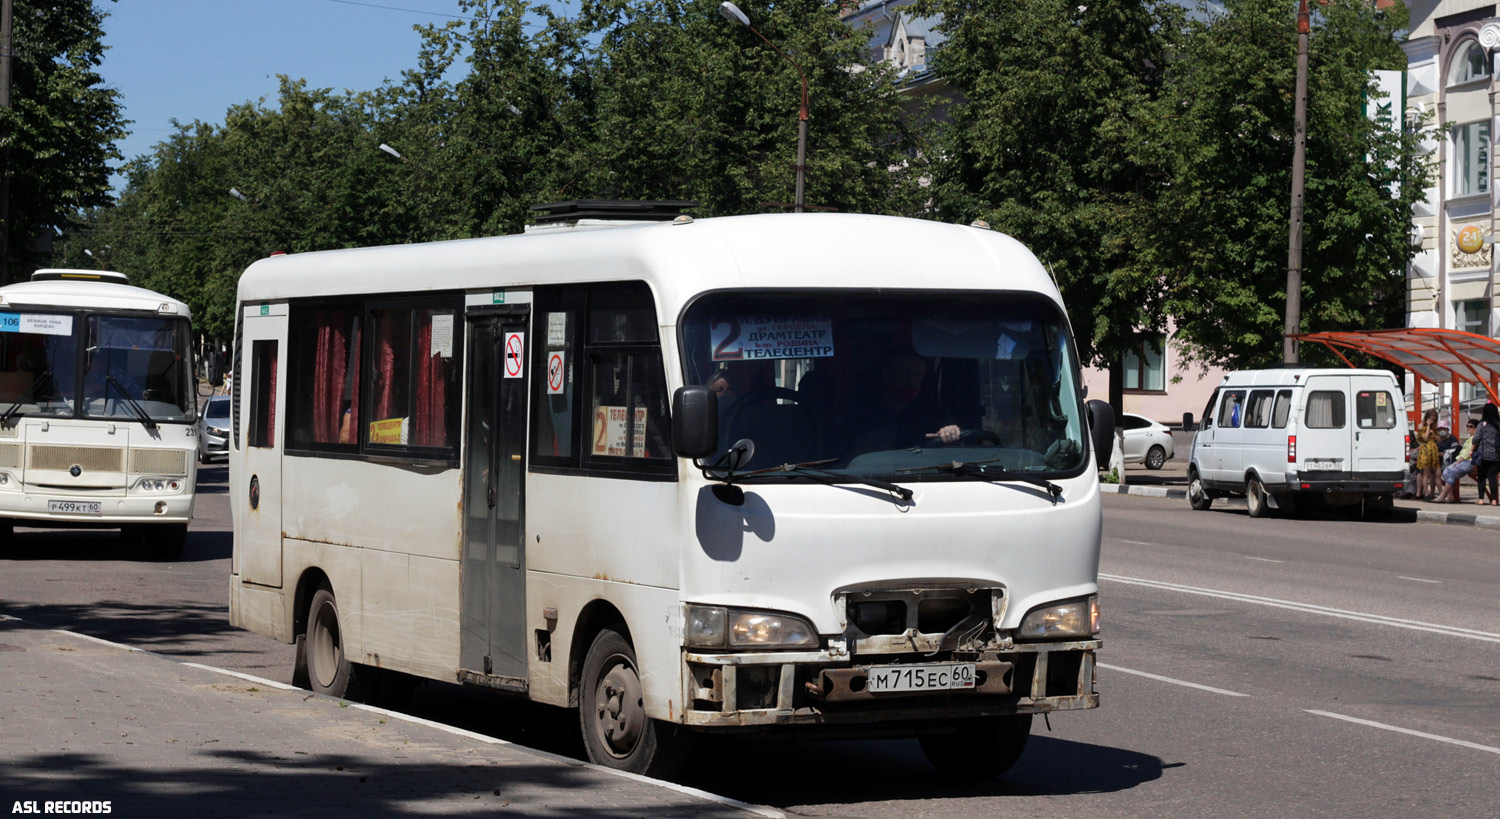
<box><xmin>227</xmin><ymin>206</ymin><xmax>1111</xmax><ymax>778</ymax></box>
<box><xmin>0</xmin><ymin>269</ymin><xmax>198</xmax><ymax>558</ymax></box>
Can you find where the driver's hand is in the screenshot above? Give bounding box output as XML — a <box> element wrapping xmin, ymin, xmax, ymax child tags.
<box><xmin>926</xmin><ymin>425</ymin><xmax>962</xmax><ymax>443</ymax></box>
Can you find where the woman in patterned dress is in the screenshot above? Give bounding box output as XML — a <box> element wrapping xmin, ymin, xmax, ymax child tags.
<box><xmin>1415</xmin><ymin>409</ymin><xmax>1441</xmax><ymax>500</ymax></box>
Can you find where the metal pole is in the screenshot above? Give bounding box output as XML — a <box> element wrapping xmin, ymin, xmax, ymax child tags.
<box><xmin>1284</xmin><ymin>0</ymin><xmax>1310</xmax><ymax>364</ymax></box>
<box><xmin>746</xmin><ymin>23</ymin><xmax>809</xmax><ymax>213</ymax></box>
<box><xmin>0</xmin><ymin>0</ymin><xmax>13</xmax><ymax>285</ymax></box>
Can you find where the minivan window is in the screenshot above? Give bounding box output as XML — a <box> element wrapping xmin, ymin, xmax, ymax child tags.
<box><xmin>1355</xmin><ymin>391</ymin><xmax>1397</xmax><ymax>429</ymax></box>
<box><xmin>1305</xmin><ymin>391</ymin><xmax>1346</xmax><ymax>429</ymax></box>
<box><xmin>1271</xmin><ymin>390</ymin><xmax>1293</xmax><ymax>428</ymax></box>
<box><xmin>1244</xmin><ymin>390</ymin><xmax>1274</xmax><ymax>428</ymax></box>
<box><xmin>1216</xmin><ymin>390</ymin><xmax>1246</xmax><ymax>428</ymax></box>
<box><xmin>1201</xmin><ymin>390</ymin><xmax>1219</xmax><ymax>429</ymax></box>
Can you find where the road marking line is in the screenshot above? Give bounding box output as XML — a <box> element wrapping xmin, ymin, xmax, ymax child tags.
<box><xmin>1243</xmin><ymin>556</ymin><xmax>1285</xmax><ymax>563</ymax></box>
<box><xmin>1098</xmin><ymin>662</ymin><xmax>1249</xmax><ymax>697</ymax></box>
<box><xmin>1305</xmin><ymin>710</ymin><xmax>1500</xmax><ymax>756</ymax></box>
<box><xmin>1115</xmin><ymin>539</ymin><xmax>1159</xmax><ymax>547</ymax></box>
<box><xmin>1396</xmin><ymin>576</ymin><xmax>1443</xmax><ymax>584</ymax></box>
<box><xmin>1100</xmin><ymin>573</ymin><xmax>1500</xmax><ymax>644</ymax></box>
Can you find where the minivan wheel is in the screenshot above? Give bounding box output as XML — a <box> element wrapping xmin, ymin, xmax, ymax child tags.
<box><xmin>1188</xmin><ymin>473</ymin><xmax>1213</xmax><ymax>511</ymax></box>
<box><xmin>1145</xmin><ymin>445</ymin><xmax>1166</xmax><ymax>470</ymax></box>
<box><xmin>1246</xmin><ymin>476</ymin><xmax>1270</xmax><ymax>518</ymax></box>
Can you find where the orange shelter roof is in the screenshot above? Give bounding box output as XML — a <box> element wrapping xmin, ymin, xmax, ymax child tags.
<box><xmin>1292</xmin><ymin>329</ymin><xmax>1500</xmax><ymax>404</ymax></box>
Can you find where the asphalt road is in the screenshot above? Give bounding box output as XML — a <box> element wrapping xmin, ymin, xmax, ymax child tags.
<box><xmin>1</xmin><ymin>469</ymin><xmax>1495</xmax><ymax>817</ymax></box>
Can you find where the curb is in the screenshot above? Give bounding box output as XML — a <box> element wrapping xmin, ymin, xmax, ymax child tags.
<box><xmin>1101</xmin><ymin>483</ymin><xmax>1500</xmax><ymax>529</ymax></box>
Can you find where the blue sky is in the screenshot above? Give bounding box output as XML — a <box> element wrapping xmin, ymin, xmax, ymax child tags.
<box><xmin>99</xmin><ymin>0</ymin><xmax>477</xmax><ymax>188</ymax></box>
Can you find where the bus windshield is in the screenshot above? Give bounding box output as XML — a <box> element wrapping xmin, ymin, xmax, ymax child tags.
<box><xmin>0</xmin><ymin>311</ymin><xmax>195</xmax><ymax>423</ymax></box>
<box><xmin>680</xmin><ymin>290</ymin><xmax>1088</xmax><ymax>479</ymax></box>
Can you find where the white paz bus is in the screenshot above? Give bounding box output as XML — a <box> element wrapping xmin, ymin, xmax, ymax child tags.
<box><xmin>228</xmin><ymin>204</ymin><xmax>1112</xmax><ymax>778</ymax></box>
<box><xmin>0</xmin><ymin>269</ymin><xmax>198</xmax><ymax>559</ymax></box>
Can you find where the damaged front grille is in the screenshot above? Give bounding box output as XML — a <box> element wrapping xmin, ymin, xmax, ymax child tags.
<box><xmin>839</xmin><ymin>584</ymin><xmax>1005</xmax><ymax>655</ymax></box>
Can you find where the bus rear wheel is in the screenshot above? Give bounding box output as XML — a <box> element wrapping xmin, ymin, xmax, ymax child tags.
<box><xmin>579</xmin><ymin>628</ymin><xmax>692</xmax><ymax>778</ymax></box>
<box><xmin>306</xmin><ymin>588</ymin><xmax>353</xmax><ymax>697</ymax></box>
<box><xmin>919</xmin><ymin>714</ymin><xmax>1033</xmax><ymax>778</ymax></box>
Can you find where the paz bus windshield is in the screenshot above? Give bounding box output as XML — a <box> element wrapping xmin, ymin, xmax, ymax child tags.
<box><xmin>680</xmin><ymin>290</ymin><xmax>1088</xmax><ymax>478</ymax></box>
<box><xmin>0</xmin><ymin>311</ymin><xmax>196</xmax><ymax>423</ymax></box>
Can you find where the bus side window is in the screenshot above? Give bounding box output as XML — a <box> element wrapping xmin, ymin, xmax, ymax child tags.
<box><xmin>249</xmin><ymin>340</ymin><xmax>277</xmax><ymax>448</ymax></box>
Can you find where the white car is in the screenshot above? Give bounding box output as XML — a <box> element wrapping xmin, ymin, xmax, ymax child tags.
<box><xmin>1121</xmin><ymin>412</ymin><xmax>1174</xmax><ymax>469</ymax></box>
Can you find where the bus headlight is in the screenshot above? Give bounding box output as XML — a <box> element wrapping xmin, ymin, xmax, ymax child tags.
<box><xmin>1016</xmin><ymin>595</ymin><xmax>1099</xmax><ymax>640</ymax></box>
<box><xmin>134</xmin><ymin>478</ymin><xmax>184</xmax><ymax>493</ymax></box>
<box><xmin>684</xmin><ymin>605</ymin><xmax>818</xmax><ymax>649</ymax></box>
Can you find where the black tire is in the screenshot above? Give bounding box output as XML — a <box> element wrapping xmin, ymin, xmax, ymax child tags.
<box><xmin>579</xmin><ymin>628</ymin><xmax>692</xmax><ymax>778</ymax></box>
<box><xmin>919</xmin><ymin>714</ymin><xmax>1033</xmax><ymax>778</ymax></box>
<box><xmin>1246</xmin><ymin>476</ymin><xmax>1270</xmax><ymax>518</ymax></box>
<box><xmin>147</xmin><ymin>523</ymin><xmax>188</xmax><ymax>561</ymax></box>
<box><xmin>306</xmin><ymin>587</ymin><xmax>354</xmax><ymax>697</ymax></box>
<box><xmin>1145</xmin><ymin>445</ymin><xmax>1167</xmax><ymax>470</ymax></box>
<box><xmin>1188</xmin><ymin>472</ymin><xmax>1213</xmax><ymax>511</ymax></box>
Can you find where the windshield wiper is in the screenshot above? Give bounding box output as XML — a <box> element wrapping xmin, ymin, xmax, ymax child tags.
<box><xmin>738</xmin><ymin>459</ymin><xmax>914</xmax><ymax>502</ymax></box>
<box><xmin>899</xmin><ymin>459</ymin><xmax>1063</xmax><ymax>503</ymax></box>
<box><xmin>106</xmin><ymin>375</ymin><xmax>158</xmax><ymax>431</ymax></box>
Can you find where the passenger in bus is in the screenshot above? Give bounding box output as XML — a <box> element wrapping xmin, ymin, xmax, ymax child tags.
<box><xmin>846</xmin><ymin>349</ymin><xmax>960</xmax><ymax>452</ymax></box>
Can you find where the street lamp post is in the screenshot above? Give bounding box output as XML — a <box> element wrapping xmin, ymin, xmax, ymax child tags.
<box><xmin>1284</xmin><ymin>0</ymin><xmax>1311</xmax><ymax>364</ymax></box>
<box><xmin>719</xmin><ymin>1</ymin><xmax>808</xmax><ymax>213</ymax></box>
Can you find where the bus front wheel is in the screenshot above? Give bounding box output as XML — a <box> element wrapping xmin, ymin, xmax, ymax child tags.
<box><xmin>306</xmin><ymin>588</ymin><xmax>353</xmax><ymax>697</ymax></box>
<box><xmin>919</xmin><ymin>714</ymin><xmax>1032</xmax><ymax>778</ymax></box>
<box><xmin>579</xmin><ymin>628</ymin><xmax>692</xmax><ymax>778</ymax></box>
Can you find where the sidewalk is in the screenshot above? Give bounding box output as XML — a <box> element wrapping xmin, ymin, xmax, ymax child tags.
<box><xmin>1107</xmin><ymin>435</ymin><xmax>1500</xmax><ymax>530</ymax></box>
<box><xmin>0</xmin><ymin>615</ymin><xmax>779</xmax><ymax>818</ymax></box>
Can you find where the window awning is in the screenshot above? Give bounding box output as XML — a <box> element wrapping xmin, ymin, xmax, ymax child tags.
<box><xmin>1292</xmin><ymin>329</ymin><xmax>1500</xmax><ymax>405</ymax></box>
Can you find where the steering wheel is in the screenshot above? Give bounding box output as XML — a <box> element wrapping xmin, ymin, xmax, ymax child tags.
<box><xmin>722</xmin><ymin>386</ymin><xmax>803</xmax><ymax>441</ymax></box>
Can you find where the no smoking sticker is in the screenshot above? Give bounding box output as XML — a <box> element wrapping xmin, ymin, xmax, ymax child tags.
<box><xmin>504</xmin><ymin>332</ymin><xmax>525</xmax><ymax>378</ymax></box>
<box><xmin>547</xmin><ymin>351</ymin><xmax>566</xmax><ymax>394</ymax></box>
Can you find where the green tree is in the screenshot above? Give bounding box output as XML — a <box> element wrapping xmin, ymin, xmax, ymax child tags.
<box><xmin>557</xmin><ymin>0</ymin><xmax>929</xmax><ymax>215</ymax></box>
<box><xmin>1</xmin><ymin>0</ymin><xmax>127</xmax><ymax>282</ymax></box>
<box><xmin>1139</xmin><ymin>0</ymin><xmax>1429</xmax><ymax>369</ymax></box>
<box><xmin>920</xmin><ymin>0</ymin><xmax>1182</xmax><ymax>406</ymax></box>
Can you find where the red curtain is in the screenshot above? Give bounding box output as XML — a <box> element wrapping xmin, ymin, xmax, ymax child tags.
<box><xmin>310</xmin><ymin>313</ymin><xmax>346</xmax><ymax>444</ymax></box>
<box><xmin>414</xmin><ymin>316</ymin><xmax>447</xmax><ymax>447</ymax></box>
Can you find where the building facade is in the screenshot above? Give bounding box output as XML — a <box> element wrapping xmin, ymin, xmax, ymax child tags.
<box><xmin>1404</xmin><ymin>0</ymin><xmax>1498</xmax><ymax>413</ymax></box>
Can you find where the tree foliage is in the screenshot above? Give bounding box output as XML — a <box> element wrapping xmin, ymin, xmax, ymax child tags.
<box><xmin>1</xmin><ymin>0</ymin><xmax>127</xmax><ymax>280</ymax></box>
<box><xmin>1137</xmin><ymin>0</ymin><xmax>1429</xmax><ymax>369</ymax></box>
<box><xmin>919</xmin><ymin>0</ymin><xmax>1183</xmax><ymax>371</ymax></box>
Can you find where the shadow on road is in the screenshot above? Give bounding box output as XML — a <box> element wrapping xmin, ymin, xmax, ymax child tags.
<box><xmin>679</xmin><ymin>732</ymin><xmax>1172</xmax><ymax>806</ymax></box>
<box><xmin>1</xmin><ymin>527</ymin><xmax>231</xmax><ymax>562</ymax></box>
<box><xmin>0</xmin><ymin>599</ymin><xmax>250</xmax><ymax>661</ymax></box>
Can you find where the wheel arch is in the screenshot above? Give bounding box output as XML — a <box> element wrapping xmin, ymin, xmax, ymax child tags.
<box><xmin>568</xmin><ymin>599</ymin><xmax>631</xmax><ymax>708</ymax></box>
<box><xmin>292</xmin><ymin>567</ymin><xmax>333</xmax><ymax>641</ymax></box>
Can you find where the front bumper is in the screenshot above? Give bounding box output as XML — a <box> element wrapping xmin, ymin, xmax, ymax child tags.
<box><xmin>682</xmin><ymin>639</ymin><xmax>1099</xmax><ymax>729</ymax></box>
<box><xmin>0</xmin><ymin>491</ymin><xmax>193</xmax><ymax>524</ymax></box>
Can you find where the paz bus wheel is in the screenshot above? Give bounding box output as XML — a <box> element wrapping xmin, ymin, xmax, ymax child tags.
<box><xmin>919</xmin><ymin>714</ymin><xmax>1033</xmax><ymax>778</ymax></box>
<box><xmin>579</xmin><ymin>628</ymin><xmax>692</xmax><ymax>778</ymax></box>
<box><xmin>306</xmin><ymin>588</ymin><xmax>353</xmax><ymax>697</ymax></box>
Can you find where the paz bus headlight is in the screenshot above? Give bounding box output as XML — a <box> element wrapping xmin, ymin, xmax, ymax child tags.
<box><xmin>684</xmin><ymin>604</ymin><xmax>818</xmax><ymax>649</ymax></box>
<box><xmin>1016</xmin><ymin>595</ymin><xmax>1100</xmax><ymax>640</ymax></box>
<box><xmin>134</xmin><ymin>477</ymin><xmax>183</xmax><ymax>493</ymax></box>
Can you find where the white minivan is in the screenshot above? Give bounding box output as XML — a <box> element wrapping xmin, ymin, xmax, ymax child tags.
<box><xmin>1187</xmin><ymin>368</ymin><xmax>1407</xmax><ymax>517</ymax></box>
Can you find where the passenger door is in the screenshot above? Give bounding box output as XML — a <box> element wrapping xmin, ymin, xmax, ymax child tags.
<box><xmin>1349</xmin><ymin>377</ymin><xmax>1405</xmax><ymax>475</ymax></box>
<box><xmin>234</xmin><ymin>307</ymin><xmax>286</xmax><ymax>588</ymax></box>
<box><xmin>460</xmin><ymin>310</ymin><xmax>530</xmax><ymax>689</ymax></box>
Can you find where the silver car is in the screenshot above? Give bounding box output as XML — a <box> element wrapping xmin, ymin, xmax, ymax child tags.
<box><xmin>197</xmin><ymin>395</ymin><xmax>230</xmax><ymax>463</ymax></box>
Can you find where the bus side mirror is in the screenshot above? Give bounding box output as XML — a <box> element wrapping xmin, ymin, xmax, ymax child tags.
<box><xmin>672</xmin><ymin>385</ymin><xmax>718</xmax><ymax>459</ymax></box>
<box><xmin>1182</xmin><ymin>411</ymin><xmax>1196</xmax><ymax>432</ymax></box>
<box><xmin>1087</xmin><ymin>399</ymin><xmax>1115</xmax><ymax>467</ymax></box>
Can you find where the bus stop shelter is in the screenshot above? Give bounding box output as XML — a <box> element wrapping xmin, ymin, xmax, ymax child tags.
<box><xmin>1293</xmin><ymin>328</ymin><xmax>1500</xmax><ymax>430</ymax></box>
